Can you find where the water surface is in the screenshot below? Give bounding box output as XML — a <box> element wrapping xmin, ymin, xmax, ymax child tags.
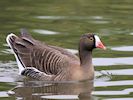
<box><xmin>0</xmin><ymin>0</ymin><xmax>133</xmax><ymax>100</ymax></box>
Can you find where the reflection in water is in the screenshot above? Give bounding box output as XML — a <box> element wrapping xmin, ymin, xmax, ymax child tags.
<box><xmin>111</xmin><ymin>46</ymin><xmax>133</xmax><ymax>51</ymax></box>
<box><xmin>93</xmin><ymin>57</ymin><xmax>133</xmax><ymax>66</ymax></box>
<box><xmin>130</xmin><ymin>32</ymin><xmax>133</xmax><ymax>35</ymax></box>
<box><xmin>36</xmin><ymin>15</ymin><xmax>110</xmax><ymax>25</ymax></box>
<box><xmin>0</xmin><ymin>92</ymin><xmax>9</xmax><ymax>97</ymax></box>
<box><xmin>0</xmin><ymin>61</ymin><xmax>17</xmax><ymax>82</ymax></box>
<box><xmin>1</xmin><ymin>49</ymin><xmax>13</xmax><ymax>54</ymax></box>
<box><xmin>1</xmin><ymin>44</ymin><xmax>13</xmax><ymax>54</ymax></box>
<box><xmin>89</xmin><ymin>20</ymin><xmax>109</xmax><ymax>24</ymax></box>
<box><xmin>8</xmin><ymin>80</ymin><xmax>93</xmax><ymax>100</ymax></box>
<box><xmin>104</xmin><ymin>98</ymin><xmax>133</xmax><ymax>100</ymax></box>
<box><xmin>33</xmin><ymin>29</ymin><xmax>59</xmax><ymax>35</ymax></box>
<box><xmin>36</xmin><ymin>15</ymin><xmax>108</xmax><ymax>20</ymax></box>
<box><xmin>36</xmin><ymin>16</ymin><xmax>67</xmax><ymax>20</ymax></box>
<box><xmin>94</xmin><ymin>80</ymin><xmax>133</xmax><ymax>87</ymax></box>
<box><xmin>93</xmin><ymin>90</ymin><xmax>128</xmax><ymax>95</ymax></box>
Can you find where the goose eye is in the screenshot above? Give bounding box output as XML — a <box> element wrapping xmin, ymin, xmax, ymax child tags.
<box><xmin>89</xmin><ymin>37</ymin><xmax>93</xmax><ymax>41</ymax></box>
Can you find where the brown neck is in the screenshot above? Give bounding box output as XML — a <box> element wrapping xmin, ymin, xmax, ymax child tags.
<box><xmin>79</xmin><ymin>46</ymin><xmax>93</xmax><ymax>68</ymax></box>
<box><xmin>79</xmin><ymin>46</ymin><xmax>94</xmax><ymax>80</ymax></box>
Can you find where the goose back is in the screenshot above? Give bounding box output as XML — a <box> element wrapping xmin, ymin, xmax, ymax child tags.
<box><xmin>7</xmin><ymin>32</ymin><xmax>79</xmax><ymax>77</ymax></box>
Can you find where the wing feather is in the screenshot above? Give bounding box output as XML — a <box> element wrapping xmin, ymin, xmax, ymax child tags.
<box><xmin>7</xmin><ymin>32</ymin><xmax>77</xmax><ymax>79</ymax></box>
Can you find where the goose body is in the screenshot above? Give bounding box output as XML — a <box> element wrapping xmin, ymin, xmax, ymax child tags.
<box><xmin>6</xmin><ymin>29</ymin><xmax>106</xmax><ymax>81</ymax></box>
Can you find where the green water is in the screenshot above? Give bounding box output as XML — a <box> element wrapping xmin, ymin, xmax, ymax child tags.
<box><xmin>0</xmin><ymin>0</ymin><xmax>133</xmax><ymax>100</ymax></box>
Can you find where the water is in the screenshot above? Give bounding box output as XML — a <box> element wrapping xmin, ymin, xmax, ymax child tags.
<box><xmin>0</xmin><ymin>0</ymin><xmax>133</xmax><ymax>100</ymax></box>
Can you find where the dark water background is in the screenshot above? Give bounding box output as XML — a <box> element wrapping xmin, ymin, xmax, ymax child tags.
<box><xmin>0</xmin><ymin>0</ymin><xmax>133</xmax><ymax>100</ymax></box>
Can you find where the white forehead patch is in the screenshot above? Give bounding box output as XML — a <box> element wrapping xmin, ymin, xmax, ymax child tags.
<box><xmin>94</xmin><ymin>35</ymin><xmax>101</xmax><ymax>47</ymax></box>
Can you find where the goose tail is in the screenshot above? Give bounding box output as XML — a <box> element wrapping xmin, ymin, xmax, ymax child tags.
<box><xmin>6</xmin><ymin>33</ymin><xmax>25</xmax><ymax>74</ymax></box>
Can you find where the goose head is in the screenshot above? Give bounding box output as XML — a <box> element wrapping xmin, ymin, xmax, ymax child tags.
<box><xmin>79</xmin><ymin>33</ymin><xmax>106</xmax><ymax>51</ymax></box>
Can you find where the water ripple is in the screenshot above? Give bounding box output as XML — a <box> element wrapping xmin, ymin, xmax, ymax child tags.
<box><xmin>104</xmin><ymin>98</ymin><xmax>133</xmax><ymax>100</ymax></box>
<box><xmin>36</xmin><ymin>15</ymin><xmax>109</xmax><ymax>20</ymax></box>
<box><xmin>93</xmin><ymin>57</ymin><xmax>133</xmax><ymax>66</ymax></box>
<box><xmin>97</xmin><ymin>69</ymin><xmax>133</xmax><ymax>75</ymax></box>
<box><xmin>33</xmin><ymin>29</ymin><xmax>59</xmax><ymax>35</ymax></box>
<box><xmin>111</xmin><ymin>46</ymin><xmax>133</xmax><ymax>51</ymax></box>
<box><xmin>0</xmin><ymin>92</ymin><xmax>9</xmax><ymax>97</ymax></box>
<box><xmin>94</xmin><ymin>80</ymin><xmax>133</xmax><ymax>87</ymax></box>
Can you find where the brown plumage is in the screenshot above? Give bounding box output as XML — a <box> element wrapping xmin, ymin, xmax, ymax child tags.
<box><xmin>6</xmin><ymin>29</ymin><xmax>106</xmax><ymax>81</ymax></box>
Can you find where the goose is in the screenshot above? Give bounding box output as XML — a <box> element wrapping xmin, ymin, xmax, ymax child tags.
<box><xmin>6</xmin><ymin>29</ymin><xmax>106</xmax><ymax>81</ymax></box>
